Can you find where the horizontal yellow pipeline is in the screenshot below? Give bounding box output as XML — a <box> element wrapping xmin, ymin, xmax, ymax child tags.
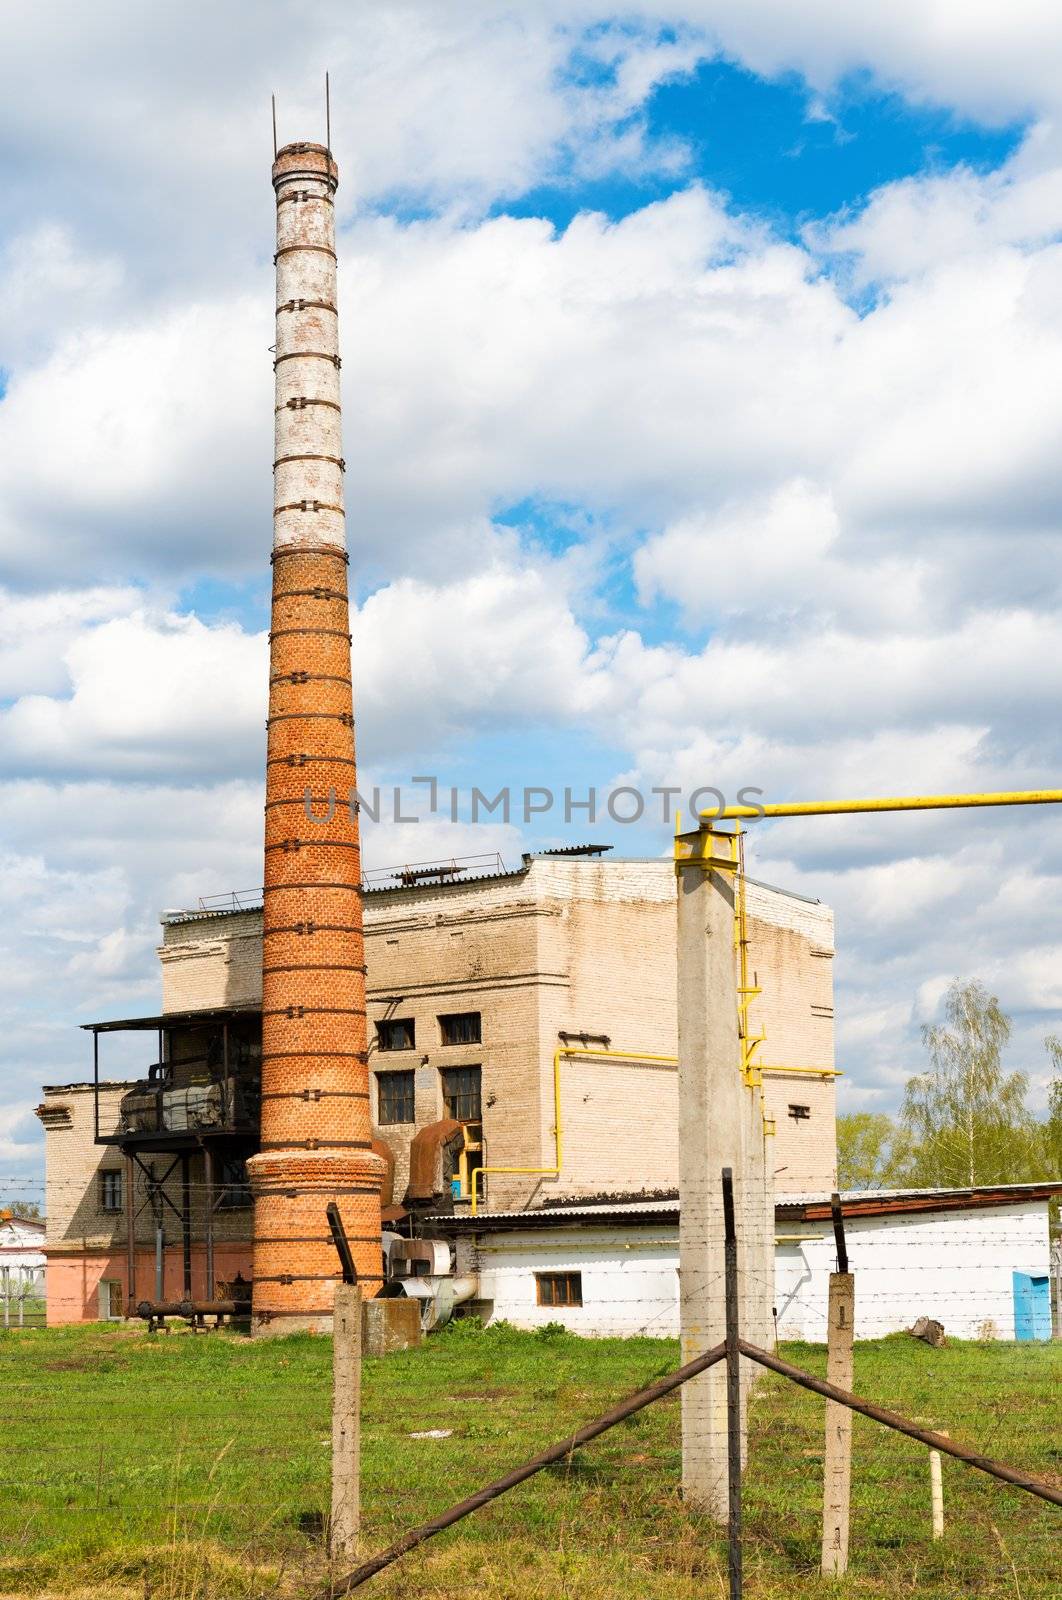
<box><xmin>759</xmin><ymin>1063</ymin><xmax>841</xmax><ymax>1079</ymax></box>
<box><xmin>712</xmin><ymin>789</ymin><xmax>1062</xmax><ymax>821</ymax></box>
<box><xmin>470</xmin><ymin>1045</ymin><xmax>680</xmax><ymax>1216</ymax></box>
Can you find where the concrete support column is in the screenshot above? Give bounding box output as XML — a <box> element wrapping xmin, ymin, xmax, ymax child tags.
<box><xmin>676</xmin><ymin>829</ymin><xmax>775</xmax><ymax>1519</ymax></box>
<box><xmin>677</xmin><ymin>850</ymin><xmax>746</xmax><ymax>1519</ymax></box>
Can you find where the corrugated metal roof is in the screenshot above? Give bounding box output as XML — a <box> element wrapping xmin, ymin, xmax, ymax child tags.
<box><xmin>431</xmin><ymin>1180</ymin><xmax>1062</xmax><ymax>1233</ymax></box>
<box><xmin>81</xmin><ymin>1004</ymin><xmax>260</xmax><ymax>1033</ymax></box>
<box><xmin>161</xmin><ymin>905</ymin><xmax>262</xmax><ymax>925</ymax></box>
<box><xmin>363</xmin><ymin>865</ymin><xmax>528</xmax><ymax>895</ymax></box>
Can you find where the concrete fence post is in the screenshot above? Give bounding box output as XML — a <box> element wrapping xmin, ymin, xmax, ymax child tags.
<box><xmin>930</xmin><ymin>1431</ymin><xmax>947</xmax><ymax>1540</ymax></box>
<box><xmin>821</xmin><ymin>1271</ymin><xmax>855</xmax><ymax>1575</ymax></box>
<box><xmin>331</xmin><ymin>1283</ymin><xmax>362</xmax><ymax>1559</ymax></box>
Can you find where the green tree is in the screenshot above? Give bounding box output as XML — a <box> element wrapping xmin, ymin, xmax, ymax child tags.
<box><xmin>1044</xmin><ymin>1035</ymin><xmax>1062</xmax><ymax>1179</ymax></box>
<box><xmin>901</xmin><ymin>979</ymin><xmax>1036</xmax><ymax>1188</ymax></box>
<box><xmin>836</xmin><ymin>1112</ymin><xmax>904</xmax><ymax>1191</ymax></box>
<box><xmin>6</xmin><ymin>1200</ymin><xmax>41</xmax><ymax>1220</ymax></box>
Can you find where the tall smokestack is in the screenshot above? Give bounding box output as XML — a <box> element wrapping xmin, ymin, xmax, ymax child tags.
<box><xmin>246</xmin><ymin>139</ymin><xmax>382</xmax><ymax>1333</ymax></box>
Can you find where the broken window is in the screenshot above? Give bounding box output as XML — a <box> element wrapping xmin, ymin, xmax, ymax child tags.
<box><xmin>536</xmin><ymin>1271</ymin><xmax>582</xmax><ymax>1308</ymax></box>
<box><xmin>377</xmin><ymin>1017</ymin><xmax>415</xmax><ymax>1052</ymax></box>
<box><xmin>442</xmin><ymin>1065</ymin><xmax>481</xmax><ymax>1122</ymax></box>
<box><xmin>788</xmin><ymin>1103</ymin><xmax>811</xmax><ymax>1121</ymax></box>
<box><xmin>99</xmin><ymin>1169</ymin><xmax>124</xmax><ymax>1212</ymax></box>
<box><xmin>439</xmin><ymin>1011</ymin><xmax>482</xmax><ymax>1046</ymax></box>
<box><xmin>377</xmin><ymin>1070</ymin><xmax>415</xmax><ymax>1125</ymax></box>
<box><xmin>216</xmin><ymin>1157</ymin><xmax>252</xmax><ymax>1209</ymax></box>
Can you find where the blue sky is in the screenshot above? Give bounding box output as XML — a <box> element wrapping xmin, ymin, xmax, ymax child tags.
<box><xmin>2</xmin><ymin>3</ymin><xmax>1062</xmax><ymax>1196</ymax></box>
<box><xmin>506</xmin><ymin>58</ymin><xmax>1025</xmax><ymax>239</ymax></box>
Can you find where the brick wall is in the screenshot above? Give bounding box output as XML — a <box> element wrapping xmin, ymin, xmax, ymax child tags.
<box><xmin>45</xmin><ymin>854</ymin><xmax>837</xmax><ymax>1301</ymax></box>
<box><xmin>36</xmin><ymin>1083</ymin><xmax>255</xmax><ymax>1321</ymax></box>
<box><xmin>155</xmin><ymin>858</ymin><xmax>837</xmax><ymax>1198</ymax></box>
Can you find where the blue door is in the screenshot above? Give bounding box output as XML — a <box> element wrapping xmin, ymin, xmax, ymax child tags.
<box><xmin>1012</xmin><ymin>1272</ymin><xmax>1051</xmax><ymax>1341</ymax></box>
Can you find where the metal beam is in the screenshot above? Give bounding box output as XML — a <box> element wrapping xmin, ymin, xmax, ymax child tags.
<box><xmin>714</xmin><ymin>789</ymin><xmax>1062</xmax><ymax>822</ymax></box>
<box><xmin>204</xmin><ymin>1148</ymin><xmax>216</xmax><ymax>1301</ymax></box>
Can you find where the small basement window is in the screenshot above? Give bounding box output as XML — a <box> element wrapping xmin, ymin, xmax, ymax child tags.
<box><xmin>377</xmin><ymin>1069</ymin><xmax>415</xmax><ymax>1125</ymax></box>
<box><xmin>788</xmin><ymin>1103</ymin><xmax>811</xmax><ymax>1121</ymax></box>
<box><xmin>440</xmin><ymin>1011</ymin><xmax>482</xmax><ymax>1046</ymax></box>
<box><xmin>99</xmin><ymin>1169</ymin><xmax>124</xmax><ymax>1211</ymax></box>
<box><xmin>377</xmin><ymin>1017</ymin><xmax>415</xmax><ymax>1052</ymax></box>
<box><xmin>536</xmin><ymin>1271</ymin><xmax>583</xmax><ymax>1308</ymax></box>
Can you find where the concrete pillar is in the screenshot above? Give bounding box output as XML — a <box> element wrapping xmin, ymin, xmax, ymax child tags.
<box><xmin>676</xmin><ymin>844</ymin><xmax>746</xmax><ymax>1520</ymax></box>
<box><xmin>821</xmin><ymin>1271</ymin><xmax>855</xmax><ymax>1575</ymax></box>
<box><xmin>676</xmin><ymin>827</ymin><xmax>776</xmax><ymax>1519</ymax></box>
<box><xmin>331</xmin><ymin>1282</ymin><xmax>361</xmax><ymax>1557</ymax></box>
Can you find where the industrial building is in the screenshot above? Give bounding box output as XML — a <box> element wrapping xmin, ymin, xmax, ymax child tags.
<box><xmin>437</xmin><ymin>1184</ymin><xmax>1060</xmax><ymax>1342</ymax></box>
<box><xmin>0</xmin><ymin>1210</ymin><xmax>46</xmax><ymax>1328</ymax></box>
<box><xmin>36</xmin><ymin>847</ymin><xmax>838</xmax><ymax>1324</ymax></box>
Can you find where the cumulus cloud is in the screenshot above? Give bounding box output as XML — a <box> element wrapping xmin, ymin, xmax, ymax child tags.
<box><xmin>5</xmin><ymin>4</ymin><xmax>1062</xmax><ymax>1167</ymax></box>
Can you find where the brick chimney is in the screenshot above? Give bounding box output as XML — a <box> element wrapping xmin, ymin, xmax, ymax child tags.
<box><xmin>246</xmin><ymin>140</ymin><xmax>383</xmax><ymax>1334</ymax></box>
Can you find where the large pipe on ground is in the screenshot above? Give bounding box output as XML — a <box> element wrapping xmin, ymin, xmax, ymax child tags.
<box><xmin>135</xmin><ymin>1299</ymin><xmax>241</xmax><ymax>1320</ymax></box>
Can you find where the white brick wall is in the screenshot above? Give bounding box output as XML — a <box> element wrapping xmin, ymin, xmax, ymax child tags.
<box><xmin>63</xmin><ymin>855</ymin><xmax>836</xmax><ymax>1228</ymax></box>
<box><xmin>475</xmin><ymin>1200</ymin><xmax>1052</xmax><ymax>1341</ymax></box>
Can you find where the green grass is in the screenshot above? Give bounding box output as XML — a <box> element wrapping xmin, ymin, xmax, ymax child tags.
<box><xmin>0</xmin><ymin>1320</ymin><xmax>1058</xmax><ymax>1599</ymax></box>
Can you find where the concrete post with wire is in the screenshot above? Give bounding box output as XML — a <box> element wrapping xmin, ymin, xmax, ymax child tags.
<box><xmin>822</xmin><ymin>1193</ymin><xmax>854</xmax><ymax>1575</ymax></box>
<box><xmin>331</xmin><ymin>1281</ymin><xmax>362</xmax><ymax>1557</ymax></box>
<box><xmin>675</xmin><ymin>825</ymin><xmax>771</xmax><ymax>1517</ymax></box>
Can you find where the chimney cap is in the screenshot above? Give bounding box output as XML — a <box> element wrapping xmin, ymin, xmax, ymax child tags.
<box><xmin>272</xmin><ymin>141</ymin><xmax>338</xmax><ymax>192</ymax></box>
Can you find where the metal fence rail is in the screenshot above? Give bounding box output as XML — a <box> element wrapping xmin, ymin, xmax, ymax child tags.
<box><xmin>317</xmin><ymin>1339</ymin><xmax>727</xmax><ymax>1597</ymax></box>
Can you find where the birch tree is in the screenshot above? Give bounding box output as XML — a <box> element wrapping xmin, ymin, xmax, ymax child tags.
<box><xmin>900</xmin><ymin>979</ymin><xmax>1035</xmax><ymax>1188</ymax></box>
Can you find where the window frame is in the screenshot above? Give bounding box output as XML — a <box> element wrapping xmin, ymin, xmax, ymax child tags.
<box><xmin>376</xmin><ymin>1017</ymin><xmax>416</xmax><ymax>1053</ymax></box>
<box><xmin>441</xmin><ymin>1064</ymin><xmax>482</xmax><ymax>1123</ymax></box>
<box><xmin>99</xmin><ymin>1169</ymin><xmax>124</xmax><ymax>1213</ymax></box>
<box><xmin>376</xmin><ymin>1068</ymin><xmax>416</xmax><ymax>1126</ymax></box>
<box><xmin>535</xmin><ymin>1270</ymin><xmax>583</xmax><ymax>1308</ymax></box>
<box><xmin>439</xmin><ymin>1011</ymin><xmax>482</xmax><ymax>1047</ymax></box>
<box><xmin>216</xmin><ymin>1157</ymin><xmax>252</xmax><ymax>1210</ymax></box>
<box><xmin>99</xmin><ymin>1278</ymin><xmax>124</xmax><ymax>1320</ymax></box>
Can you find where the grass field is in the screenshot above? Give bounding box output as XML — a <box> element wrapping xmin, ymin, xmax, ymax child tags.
<box><xmin>1</xmin><ymin>1320</ymin><xmax>1058</xmax><ymax>1600</ymax></box>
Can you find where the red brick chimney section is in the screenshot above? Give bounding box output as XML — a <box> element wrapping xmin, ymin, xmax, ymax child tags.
<box><xmin>246</xmin><ymin>141</ymin><xmax>383</xmax><ymax>1334</ymax></box>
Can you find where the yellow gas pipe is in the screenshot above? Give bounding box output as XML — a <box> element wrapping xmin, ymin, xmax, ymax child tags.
<box><xmin>714</xmin><ymin>789</ymin><xmax>1062</xmax><ymax>821</ymax></box>
<box><xmin>469</xmin><ymin>1044</ymin><xmax>679</xmax><ymax>1216</ymax></box>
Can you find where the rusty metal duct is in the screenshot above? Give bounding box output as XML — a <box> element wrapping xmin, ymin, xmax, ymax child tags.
<box><xmin>245</xmin><ymin>137</ymin><xmax>383</xmax><ymax>1333</ymax></box>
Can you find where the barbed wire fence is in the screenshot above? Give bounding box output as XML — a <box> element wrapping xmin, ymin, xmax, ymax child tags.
<box><xmin>0</xmin><ymin>1170</ymin><xmax>1059</xmax><ymax>1599</ymax></box>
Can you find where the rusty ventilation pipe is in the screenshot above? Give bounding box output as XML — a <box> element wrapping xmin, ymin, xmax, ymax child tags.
<box><xmin>246</xmin><ymin>139</ymin><xmax>383</xmax><ymax>1333</ymax></box>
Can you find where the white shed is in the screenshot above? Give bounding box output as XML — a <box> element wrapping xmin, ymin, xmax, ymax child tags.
<box><xmin>439</xmin><ymin>1183</ymin><xmax>1060</xmax><ymax>1343</ymax></box>
<box><xmin>0</xmin><ymin>1211</ymin><xmax>46</xmax><ymax>1327</ymax></box>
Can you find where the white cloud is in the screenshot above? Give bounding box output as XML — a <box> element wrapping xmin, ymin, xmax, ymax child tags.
<box><xmin>5</xmin><ymin>4</ymin><xmax>1062</xmax><ymax>1161</ymax></box>
<box><xmin>0</xmin><ymin>608</ymin><xmax>267</xmax><ymax>778</ymax></box>
<box><xmin>0</xmin><ymin>293</ymin><xmax>272</xmax><ymax>587</ymax></box>
<box><xmin>0</xmin><ymin>585</ymin><xmax>143</xmax><ymax>698</ymax></box>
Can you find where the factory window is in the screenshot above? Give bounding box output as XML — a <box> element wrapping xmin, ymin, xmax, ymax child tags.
<box><xmin>377</xmin><ymin>1017</ymin><xmax>415</xmax><ymax>1052</ymax></box>
<box><xmin>536</xmin><ymin>1271</ymin><xmax>582</xmax><ymax>1308</ymax></box>
<box><xmin>99</xmin><ymin>1169</ymin><xmax>124</xmax><ymax>1212</ymax></box>
<box><xmin>442</xmin><ymin>1066</ymin><xmax>481</xmax><ymax>1123</ymax></box>
<box><xmin>439</xmin><ymin>1011</ymin><xmax>482</xmax><ymax>1046</ymax></box>
<box><xmin>377</xmin><ymin>1070</ymin><xmax>415</xmax><ymax>1125</ymax></box>
<box><xmin>788</xmin><ymin>1103</ymin><xmax>811</xmax><ymax>1121</ymax></box>
<box><xmin>216</xmin><ymin>1158</ymin><xmax>252</xmax><ymax>1209</ymax></box>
